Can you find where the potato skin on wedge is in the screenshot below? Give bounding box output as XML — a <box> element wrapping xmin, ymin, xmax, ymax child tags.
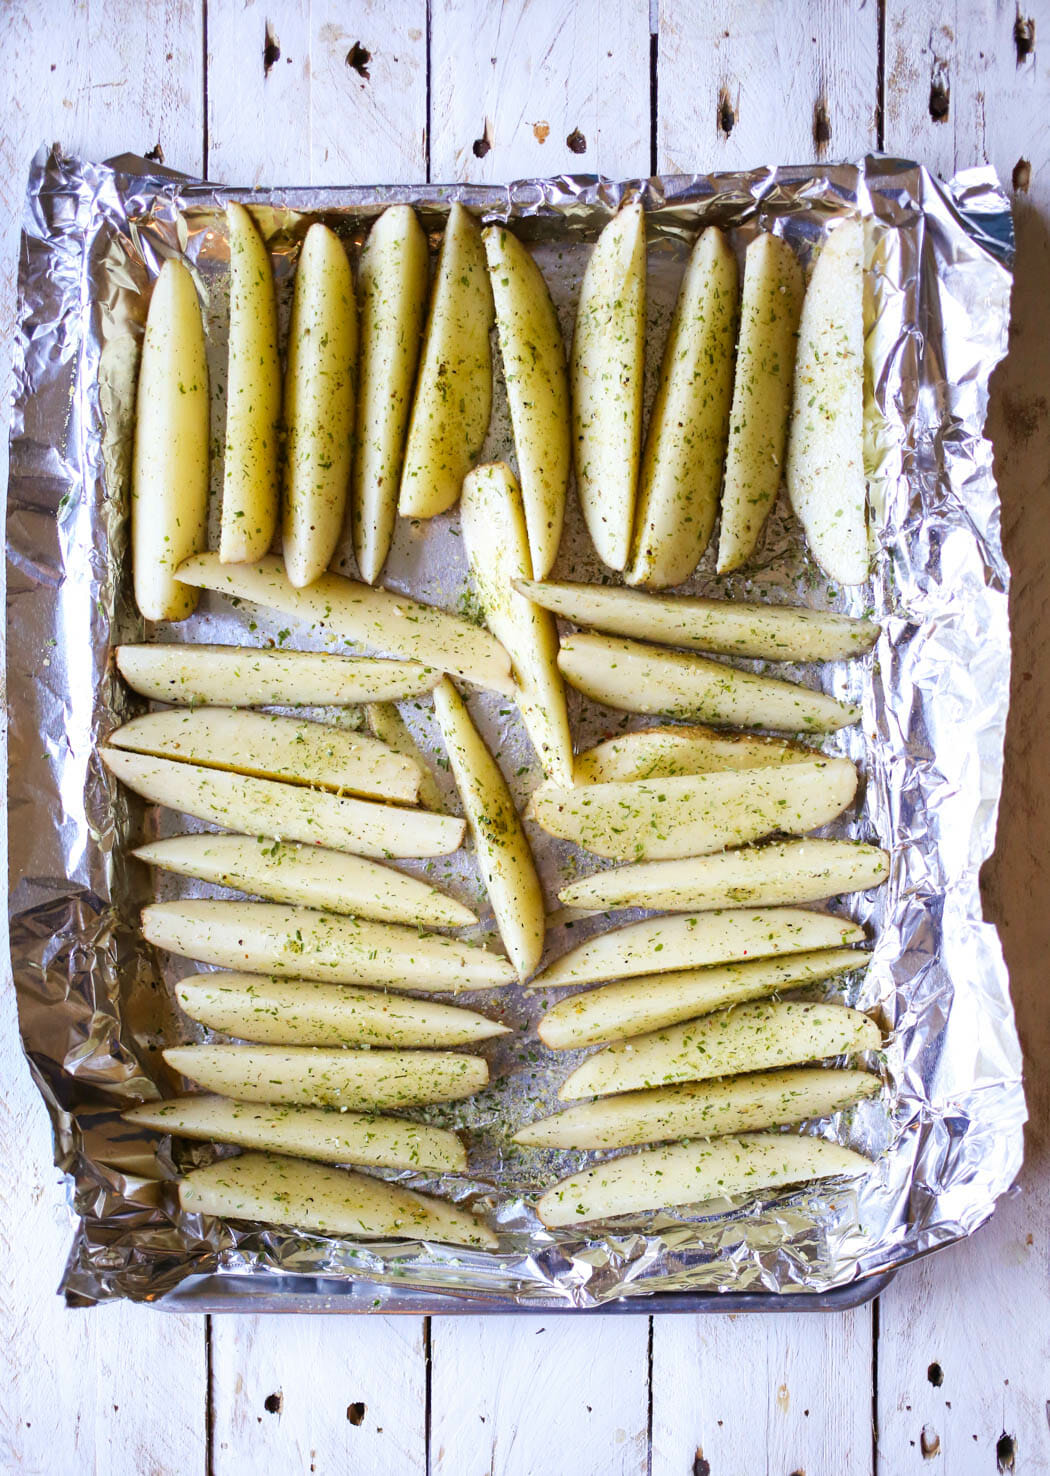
<box><xmin>570</xmin><ymin>725</ymin><xmax>816</xmax><ymax>784</ymax></box>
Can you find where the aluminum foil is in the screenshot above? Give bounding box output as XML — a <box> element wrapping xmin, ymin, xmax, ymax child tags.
<box><xmin>7</xmin><ymin>147</ymin><xmax>1022</xmax><ymax>1309</ymax></box>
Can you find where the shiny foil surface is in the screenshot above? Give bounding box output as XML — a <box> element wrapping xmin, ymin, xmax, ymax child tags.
<box><xmin>7</xmin><ymin>148</ymin><xmax>1021</xmax><ymax>1308</ymax></box>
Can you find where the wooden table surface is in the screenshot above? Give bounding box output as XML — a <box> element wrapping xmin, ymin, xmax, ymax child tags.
<box><xmin>2</xmin><ymin>2</ymin><xmax>1048</xmax><ymax>1472</ymax></box>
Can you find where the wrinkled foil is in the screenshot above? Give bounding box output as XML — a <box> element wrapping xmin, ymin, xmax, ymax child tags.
<box><xmin>7</xmin><ymin>147</ymin><xmax>1021</xmax><ymax>1309</ymax></box>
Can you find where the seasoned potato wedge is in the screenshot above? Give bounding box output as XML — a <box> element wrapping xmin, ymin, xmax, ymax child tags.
<box><xmin>352</xmin><ymin>205</ymin><xmax>429</xmax><ymax>583</ymax></box>
<box><xmin>536</xmin><ymin>948</ymin><xmax>868</xmax><ymax>1048</ymax></box>
<box><xmin>529</xmin><ymin>909</ymin><xmax>864</xmax><ymax>992</ymax></box>
<box><xmin>176</xmin><ymin>553</ymin><xmax>514</xmax><ymax>695</ymax></box>
<box><xmin>110</xmin><ymin>708</ymin><xmax>421</xmax><ymax>803</ymax></box>
<box><xmin>134</xmin><ymin>834</ymin><xmax>475</xmax><ymax>928</ymax></box>
<box><xmin>483</xmin><ymin>226</ymin><xmax>570</xmax><ymax>578</ymax></box>
<box><xmin>560</xmin><ymin>1000</ymin><xmax>881</xmax><ymax>1099</ymax></box>
<box><xmin>399</xmin><ymin>204</ymin><xmax>493</xmax><ymax>517</ymax></box>
<box><xmin>131</xmin><ymin>258</ymin><xmax>209</xmax><ymax>621</ymax></box>
<box><xmin>515</xmin><ymin>1067</ymin><xmax>880</xmax><ymax>1149</ymax></box>
<box><xmin>717</xmin><ymin>234</ymin><xmax>805</xmax><ymax>572</ymax></box>
<box><xmin>558</xmin><ymin>633</ymin><xmax>860</xmax><ymax>732</ymax></box>
<box><xmin>283</xmin><ymin>222</ymin><xmax>357</xmax><ymax>587</ymax></box>
<box><xmin>460</xmin><ymin>463</ymin><xmax>573</xmax><ymax>782</ymax></box>
<box><xmin>433</xmin><ymin>678</ymin><xmax>545</xmax><ymax>980</ymax></box>
<box><xmin>143</xmin><ymin>899</ymin><xmax>516</xmax><ymax>991</ymax></box>
<box><xmin>571</xmin><ymin>203</ymin><xmax>646</xmax><ymax>570</ymax></box>
<box><xmin>176</xmin><ymin>972</ymin><xmax>509</xmax><ymax>1047</ymax></box>
<box><xmin>220</xmin><ymin>202</ymin><xmax>281</xmax><ymax>563</ymax></box>
<box><xmin>559</xmin><ymin>840</ymin><xmax>890</xmax><ymax>912</ymax></box>
<box><xmin>103</xmin><ymin>749</ymin><xmax>464</xmax><ymax>858</ymax></box>
<box><xmin>525</xmin><ymin>758</ymin><xmax>858</xmax><ymax>861</ymax></box>
<box><xmin>536</xmin><ymin>1132</ymin><xmax>871</xmax><ymax>1227</ymax></box>
<box><xmin>366</xmin><ymin>702</ymin><xmax>447</xmax><ymax>811</ymax></box>
<box><xmin>126</xmin><ymin>1095</ymin><xmax>467</xmax><ymax>1172</ymax></box>
<box><xmin>180</xmin><ymin>1151</ymin><xmax>497</xmax><ymax>1247</ymax></box>
<box><xmin>786</xmin><ymin>219</ymin><xmax>868</xmax><ymax>584</ymax></box>
<box><xmin>571</xmin><ymin>725</ymin><xmax>816</xmax><ymax>784</ymax></box>
<box><xmin>628</xmin><ymin>227</ymin><xmax>738</xmax><ymax>586</ymax></box>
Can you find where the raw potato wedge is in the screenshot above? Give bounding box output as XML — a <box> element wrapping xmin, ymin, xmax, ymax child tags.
<box><xmin>572</xmin><ymin>726</ymin><xmax>816</xmax><ymax>784</ymax></box>
<box><xmin>460</xmin><ymin>463</ymin><xmax>573</xmax><ymax>782</ymax></box>
<box><xmin>352</xmin><ymin>205</ymin><xmax>429</xmax><ymax>583</ymax></box>
<box><xmin>560</xmin><ymin>1000</ymin><xmax>881</xmax><ymax>1099</ymax></box>
<box><xmin>176</xmin><ymin>554</ymin><xmax>514</xmax><ymax>695</ymax></box>
<box><xmin>529</xmin><ymin>909</ymin><xmax>865</xmax><ymax>992</ymax></box>
<box><xmin>628</xmin><ymin>227</ymin><xmax>739</xmax><ymax>586</ymax></box>
<box><xmin>133</xmin><ymin>834</ymin><xmax>475</xmax><ymax>928</ymax></box>
<box><xmin>110</xmin><ymin>708</ymin><xmax>422</xmax><ymax>803</ymax></box>
<box><xmin>143</xmin><ymin>899</ymin><xmax>515</xmax><ymax>991</ymax></box>
<box><xmin>180</xmin><ymin>1151</ymin><xmax>497</xmax><ymax>1247</ymax></box>
<box><xmin>518</xmin><ymin>579</ymin><xmax>879</xmax><ymax>662</ymax></box>
<box><xmin>559</xmin><ymin>840</ymin><xmax>890</xmax><ymax>912</ymax></box>
<box><xmin>175</xmin><ymin>973</ymin><xmax>509</xmax><ymax>1047</ymax></box>
<box><xmin>786</xmin><ymin>219</ymin><xmax>868</xmax><ymax>584</ymax></box>
<box><xmin>571</xmin><ymin>203</ymin><xmax>646</xmax><ymax>570</ymax></box>
<box><xmin>366</xmin><ymin>703</ymin><xmax>447</xmax><ymax>811</ymax></box>
<box><xmin>220</xmin><ymin>202</ymin><xmax>281</xmax><ymax>563</ymax></box>
<box><xmin>433</xmin><ymin>678</ymin><xmax>545</xmax><ymax>979</ymax></box>
<box><xmin>537</xmin><ymin>948</ymin><xmax>869</xmax><ymax>1048</ymax></box>
<box><xmin>717</xmin><ymin>234</ymin><xmax>805</xmax><ymax>572</ymax></box>
<box><xmin>115</xmin><ymin>642</ymin><xmax>437</xmax><ymax>707</ymax></box>
<box><xmin>536</xmin><ymin>1132</ymin><xmax>871</xmax><ymax>1227</ymax></box>
<box><xmin>103</xmin><ymin>749</ymin><xmax>464</xmax><ymax>858</ymax></box>
<box><xmin>283</xmin><ymin>222</ymin><xmax>357</xmax><ymax>587</ymax></box>
<box><xmin>126</xmin><ymin>1095</ymin><xmax>467</xmax><ymax>1172</ymax></box>
<box><xmin>525</xmin><ymin>758</ymin><xmax>858</xmax><ymax>861</ymax></box>
<box><xmin>165</xmin><ymin>1044</ymin><xmax>488</xmax><ymax>1110</ymax></box>
<box><xmin>399</xmin><ymin>203</ymin><xmax>493</xmax><ymax>518</ymax></box>
<box><xmin>131</xmin><ymin>258</ymin><xmax>209</xmax><ymax>621</ymax></box>
<box><xmin>515</xmin><ymin>1067</ymin><xmax>880</xmax><ymax>1149</ymax></box>
<box><xmin>483</xmin><ymin>226</ymin><xmax>570</xmax><ymax>577</ymax></box>
<box><xmin>558</xmin><ymin>633</ymin><xmax>860</xmax><ymax>733</ymax></box>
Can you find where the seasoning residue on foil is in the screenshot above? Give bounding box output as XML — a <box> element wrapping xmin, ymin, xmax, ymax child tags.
<box><xmin>6</xmin><ymin>148</ymin><xmax>1022</xmax><ymax>1307</ymax></box>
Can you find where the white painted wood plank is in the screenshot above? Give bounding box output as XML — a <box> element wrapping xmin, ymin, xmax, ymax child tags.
<box><xmin>657</xmin><ymin>0</ymin><xmax>878</xmax><ymax>173</ymax></box>
<box><xmin>207</xmin><ymin>0</ymin><xmax>312</xmax><ymax>185</ymax></box>
<box><xmin>211</xmin><ymin>1315</ymin><xmax>427</xmax><ymax>1475</ymax></box>
<box><xmin>430</xmin><ymin>1315</ymin><xmax>650</xmax><ymax>1476</ymax></box>
<box><xmin>430</xmin><ymin>0</ymin><xmax>652</xmax><ymax>183</ymax></box>
<box><xmin>878</xmin><ymin>6</ymin><xmax>1050</xmax><ymax>1471</ymax></box>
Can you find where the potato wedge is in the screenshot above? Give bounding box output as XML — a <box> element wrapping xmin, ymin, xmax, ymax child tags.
<box><xmin>529</xmin><ymin>909</ymin><xmax>864</xmax><ymax>993</ymax></box>
<box><xmin>517</xmin><ymin>579</ymin><xmax>879</xmax><ymax>662</ymax></box>
<box><xmin>571</xmin><ymin>725</ymin><xmax>816</xmax><ymax>784</ymax></box>
<box><xmin>559</xmin><ymin>840</ymin><xmax>890</xmax><ymax>912</ymax></box>
<box><xmin>433</xmin><ymin>678</ymin><xmax>545</xmax><ymax>980</ymax></box>
<box><xmin>515</xmin><ymin>1067</ymin><xmax>880</xmax><ymax>1149</ymax></box>
<box><xmin>627</xmin><ymin>227</ymin><xmax>738</xmax><ymax>586</ymax></box>
<box><xmin>560</xmin><ymin>1000</ymin><xmax>881</xmax><ymax>1099</ymax></box>
<box><xmin>460</xmin><ymin>463</ymin><xmax>573</xmax><ymax>782</ymax></box>
<box><xmin>536</xmin><ymin>1132</ymin><xmax>871</xmax><ymax>1227</ymax></box>
<box><xmin>399</xmin><ymin>203</ymin><xmax>493</xmax><ymax>518</ymax></box>
<box><xmin>131</xmin><ymin>258</ymin><xmax>209</xmax><ymax>621</ymax></box>
<box><xmin>176</xmin><ymin>973</ymin><xmax>509</xmax><ymax>1047</ymax></box>
<box><xmin>537</xmin><ymin>948</ymin><xmax>868</xmax><ymax>1048</ymax></box>
<box><xmin>283</xmin><ymin>222</ymin><xmax>357</xmax><ymax>587</ymax></box>
<box><xmin>557</xmin><ymin>633</ymin><xmax>860</xmax><ymax>733</ymax></box>
<box><xmin>352</xmin><ymin>205</ymin><xmax>429</xmax><ymax>583</ymax></box>
<box><xmin>133</xmin><ymin>834</ymin><xmax>475</xmax><ymax>928</ymax></box>
<box><xmin>180</xmin><ymin>1151</ymin><xmax>496</xmax><ymax>1247</ymax></box>
<box><xmin>717</xmin><ymin>234</ymin><xmax>805</xmax><ymax>572</ymax></box>
<box><xmin>110</xmin><ymin>708</ymin><xmax>421</xmax><ymax>804</ymax></box>
<box><xmin>115</xmin><ymin>642</ymin><xmax>437</xmax><ymax>707</ymax></box>
<box><xmin>103</xmin><ymin>749</ymin><xmax>464</xmax><ymax>859</ymax></box>
<box><xmin>483</xmin><ymin>226</ymin><xmax>570</xmax><ymax>578</ymax></box>
<box><xmin>525</xmin><ymin>758</ymin><xmax>857</xmax><ymax>861</ymax></box>
<box><xmin>366</xmin><ymin>702</ymin><xmax>447</xmax><ymax>811</ymax></box>
<box><xmin>220</xmin><ymin>202</ymin><xmax>281</xmax><ymax>563</ymax></box>
<box><xmin>176</xmin><ymin>553</ymin><xmax>514</xmax><ymax>695</ymax></box>
<box><xmin>143</xmin><ymin>899</ymin><xmax>515</xmax><ymax>991</ymax></box>
<box><xmin>126</xmin><ymin>1095</ymin><xmax>467</xmax><ymax>1172</ymax></box>
<box><xmin>786</xmin><ymin>220</ymin><xmax>868</xmax><ymax>584</ymax></box>
<box><xmin>165</xmin><ymin>1044</ymin><xmax>488</xmax><ymax>1110</ymax></box>
<box><xmin>571</xmin><ymin>203</ymin><xmax>646</xmax><ymax>570</ymax></box>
